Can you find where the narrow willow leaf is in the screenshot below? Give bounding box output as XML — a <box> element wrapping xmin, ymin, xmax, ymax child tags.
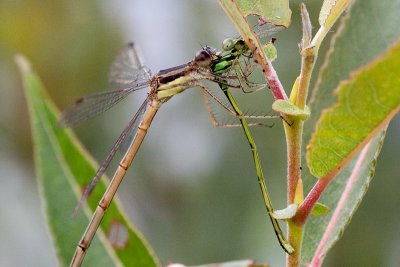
<box><xmin>218</xmin><ymin>0</ymin><xmax>264</xmax><ymax>43</ymax></box>
<box><xmin>17</xmin><ymin>55</ymin><xmax>158</xmax><ymax>267</ymax></box>
<box><xmin>235</xmin><ymin>0</ymin><xmax>291</xmax><ymax>27</ymax></box>
<box><xmin>307</xmin><ymin>40</ymin><xmax>400</xmax><ymax>178</ymax></box>
<box><xmin>307</xmin><ymin>134</ymin><xmax>385</xmax><ymax>266</ymax></box>
<box><xmin>319</xmin><ymin>0</ymin><xmax>353</xmax><ymax>29</ymax></box>
<box><xmin>302</xmin><ymin>0</ymin><xmax>400</xmax><ymax>264</ymax></box>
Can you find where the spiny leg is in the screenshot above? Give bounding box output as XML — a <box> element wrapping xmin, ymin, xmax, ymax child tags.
<box><xmin>200</xmin><ymin>86</ymin><xmax>276</xmax><ymax>128</ymax></box>
<box><xmin>223</xmin><ymin>54</ymin><xmax>266</xmax><ymax>94</ymax></box>
<box><xmin>200</xmin><ymin>88</ymin><xmax>264</xmax><ymax>128</ymax></box>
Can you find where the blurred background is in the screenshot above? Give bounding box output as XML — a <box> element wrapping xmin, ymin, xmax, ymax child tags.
<box><xmin>1</xmin><ymin>0</ymin><xmax>399</xmax><ymax>266</ymax></box>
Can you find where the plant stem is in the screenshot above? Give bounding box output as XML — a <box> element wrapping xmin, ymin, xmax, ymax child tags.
<box><xmin>284</xmin><ymin>120</ymin><xmax>303</xmax><ymax>204</ymax></box>
<box><xmin>293</xmin><ymin>175</ymin><xmax>332</xmax><ymax>225</ymax></box>
<box><xmin>296</xmin><ymin>50</ymin><xmax>315</xmax><ymax>109</ymax></box>
<box><xmin>285</xmin><ymin>4</ymin><xmax>313</xmax><ymax>266</ymax></box>
<box><xmin>284</xmin><ymin>118</ymin><xmax>304</xmax><ymax>267</ymax></box>
<box><xmin>254</xmin><ymin>47</ymin><xmax>288</xmax><ymax>100</ymax></box>
<box><xmin>286</xmin><ymin>2</ymin><xmax>354</xmax><ymax>264</ymax></box>
<box><xmin>286</xmin><ymin>221</ymin><xmax>303</xmax><ymax>267</ymax></box>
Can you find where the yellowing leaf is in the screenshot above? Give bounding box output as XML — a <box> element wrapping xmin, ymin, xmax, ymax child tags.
<box><xmin>307</xmin><ymin>40</ymin><xmax>400</xmax><ymax>178</ymax></box>
<box><xmin>272</xmin><ymin>99</ymin><xmax>310</xmax><ymax>120</ymax></box>
<box><xmin>319</xmin><ymin>0</ymin><xmax>353</xmax><ymax>29</ymax></box>
<box><xmin>235</xmin><ymin>0</ymin><xmax>291</xmax><ymax>27</ymax></box>
<box><xmin>218</xmin><ymin>0</ymin><xmax>290</xmax><ymax>100</ymax></box>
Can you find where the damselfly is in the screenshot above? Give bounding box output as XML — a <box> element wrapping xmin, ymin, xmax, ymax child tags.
<box><xmin>205</xmin><ymin>21</ymin><xmax>294</xmax><ymax>254</ymax></box>
<box><xmin>61</xmin><ymin>43</ymin><xmax>241</xmax><ymax>266</ymax></box>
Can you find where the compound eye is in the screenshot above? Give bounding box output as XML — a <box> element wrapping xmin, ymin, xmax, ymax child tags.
<box><xmin>195</xmin><ymin>50</ymin><xmax>212</xmax><ymax>67</ymax></box>
<box><xmin>222</xmin><ymin>38</ymin><xmax>235</xmax><ymax>51</ymax></box>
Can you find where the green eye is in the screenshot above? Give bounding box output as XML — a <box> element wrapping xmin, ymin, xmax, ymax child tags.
<box><xmin>222</xmin><ymin>38</ymin><xmax>235</xmax><ymax>51</ymax></box>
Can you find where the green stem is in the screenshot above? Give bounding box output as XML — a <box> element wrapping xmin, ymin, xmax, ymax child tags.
<box><xmin>284</xmin><ymin>5</ymin><xmax>314</xmax><ymax>266</ymax></box>
<box><xmin>286</xmin><ymin>221</ymin><xmax>304</xmax><ymax>267</ymax></box>
<box><xmin>293</xmin><ymin>175</ymin><xmax>332</xmax><ymax>225</ymax></box>
<box><xmin>296</xmin><ymin>3</ymin><xmax>314</xmax><ymax>109</ymax></box>
<box><xmin>284</xmin><ymin>118</ymin><xmax>304</xmax><ymax>267</ymax></box>
<box><xmin>284</xmin><ymin>120</ymin><xmax>303</xmax><ymax>204</ymax></box>
<box><xmin>296</xmin><ymin>51</ymin><xmax>315</xmax><ymax>109</ymax></box>
<box><xmin>285</xmin><ymin>3</ymin><xmax>351</xmax><ymax>264</ymax></box>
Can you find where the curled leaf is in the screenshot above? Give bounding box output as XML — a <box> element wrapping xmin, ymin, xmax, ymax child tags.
<box><xmin>272</xmin><ymin>204</ymin><xmax>299</xmax><ymax>220</ymax></box>
<box><xmin>272</xmin><ymin>99</ymin><xmax>310</xmax><ymax>120</ymax></box>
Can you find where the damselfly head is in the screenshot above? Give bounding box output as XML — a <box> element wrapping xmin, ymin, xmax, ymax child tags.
<box><xmin>195</xmin><ymin>46</ymin><xmax>216</xmax><ymax>67</ymax></box>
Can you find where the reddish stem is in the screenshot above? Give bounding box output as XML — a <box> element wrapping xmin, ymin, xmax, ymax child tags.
<box><xmin>285</xmin><ymin>121</ymin><xmax>303</xmax><ymax>204</ymax></box>
<box><xmin>250</xmin><ymin>40</ymin><xmax>288</xmax><ymax>101</ymax></box>
<box><xmin>293</xmin><ymin>175</ymin><xmax>333</xmax><ymax>225</ymax></box>
<box><xmin>262</xmin><ymin>59</ymin><xmax>288</xmax><ymax>100</ymax></box>
<box><xmin>293</xmin><ymin>140</ymin><xmax>373</xmax><ymax>226</ymax></box>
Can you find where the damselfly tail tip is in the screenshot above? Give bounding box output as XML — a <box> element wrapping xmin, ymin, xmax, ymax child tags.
<box><xmin>57</xmin><ymin>120</ymin><xmax>66</xmax><ymax>129</ymax></box>
<box><xmin>71</xmin><ymin>194</ymin><xmax>89</xmax><ymax>218</ymax></box>
<box><xmin>71</xmin><ymin>202</ymin><xmax>82</xmax><ymax>218</ymax></box>
<box><xmin>70</xmin><ymin>184</ymin><xmax>93</xmax><ymax>218</ymax></box>
<box><xmin>58</xmin><ymin>112</ymin><xmax>74</xmax><ymax>128</ymax></box>
<box><xmin>57</xmin><ymin>114</ymin><xmax>69</xmax><ymax>128</ymax></box>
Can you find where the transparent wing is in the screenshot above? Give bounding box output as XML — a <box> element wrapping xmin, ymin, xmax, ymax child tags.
<box><xmin>232</xmin><ymin>60</ymin><xmax>266</xmax><ymax>93</ymax></box>
<box><xmin>226</xmin><ymin>22</ymin><xmax>284</xmax><ymax>47</ymax></box>
<box><xmin>60</xmin><ymin>43</ymin><xmax>151</xmax><ymax>127</ymax></box>
<box><xmin>253</xmin><ymin>21</ymin><xmax>285</xmax><ymax>40</ymax></box>
<box><xmin>59</xmin><ymin>85</ymin><xmax>148</xmax><ymax>127</ymax></box>
<box><xmin>73</xmin><ymin>97</ymin><xmax>150</xmax><ymax>215</ymax></box>
<box><xmin>109</xmin><ymin>42</ymin><xmax>152</xmax><ymax>87</ymax></box>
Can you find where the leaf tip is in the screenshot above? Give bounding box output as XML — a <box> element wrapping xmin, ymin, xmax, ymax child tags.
<box><xmin>272</xmin><ymin>204</ymin><xmax>298</xmax><ymax>220</ymax></box>
<box><xmin>14</xmin><ymin>54</ymin><xmax>31</xmax><ymax>75</ymax></box>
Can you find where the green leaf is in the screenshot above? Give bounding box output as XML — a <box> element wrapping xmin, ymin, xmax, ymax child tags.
<box><xmin>272</xmin><ymin>100</ymin><xmax>310</xmax><ymax>120</ymax></box>
<box><xmin>310</xmin><ymin>203</ymin><xmax>330</xmax><ymax>217</ymax></box>
<box><xmin>302</xmin><ymin>0</ymin><xmax>400</xmax><ymax>264</ymax></box>
<box><xmin>307</xmin><ymin>40</ymin><xmax>400</xmax><ymax>178</ymax></box>
<box><xmin>218</xmin><ymin>0</ymin><xmax>265</xmax><ymax>42</ymax></box>
<box><xmin>263</xmin><ymin>42</ymin><xmax>278</xmax><ymax>61</ymax></box>
<box><xmin>218</xmin><ymin>0</ymin><xmax>291</xmax><ymax>42</ymax></box>
<box><xmin>18</xmin><ymin>55</ymin><xmax>158</xmax><ymax>267</ymax></box>
<box><xmin>235</xmin><ymin>0</ymin><xmax>291</xmax><ymax>27</ymax></box>
<box><xmin>218</xmin><ymin>0</ymin><xmax>290</xmax><ymax>101</ymax></box>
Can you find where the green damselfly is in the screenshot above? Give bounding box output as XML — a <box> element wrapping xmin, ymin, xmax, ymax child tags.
<box><xmin>208</xmin><ymin>21</ymin><xmax>294</xmax><ymax>254</ymax></box>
